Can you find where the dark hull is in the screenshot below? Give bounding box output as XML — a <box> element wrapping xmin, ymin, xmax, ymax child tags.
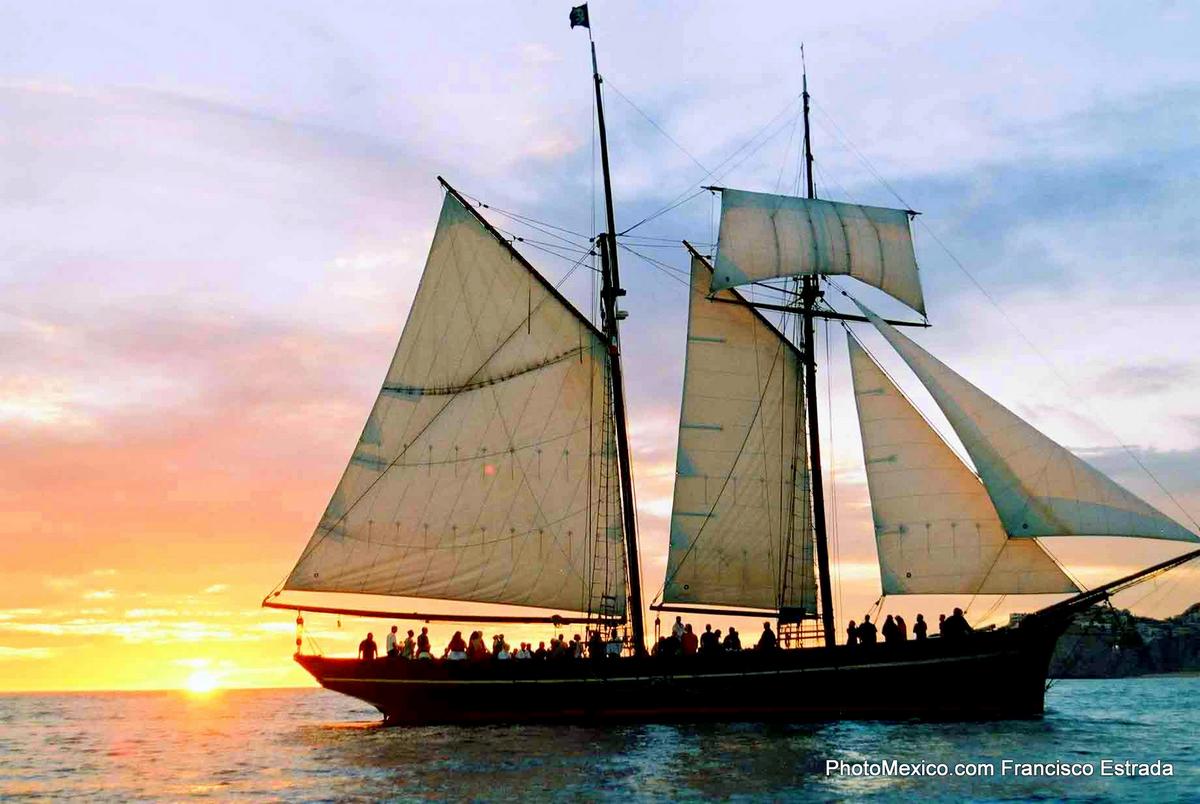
<box><xmin>296</xmin><ymin>619</ymin><xmax>1067</xmax><ymax>725</ymax></box>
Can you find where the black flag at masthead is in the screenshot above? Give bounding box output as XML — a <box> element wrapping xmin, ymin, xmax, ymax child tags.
<box><xmin>569</xmin><ymin>4</ymin><xmax>589</xmax><ymax>29</ymax></box>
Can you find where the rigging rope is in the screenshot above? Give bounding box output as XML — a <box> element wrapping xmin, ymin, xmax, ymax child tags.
<box><xmin>810</xmin><ymin>99</ymin><xmax>1199</xmax><ymax>533</ymax></box>
<box><xmin>616</xmin><ymin>94</ymin><xmax>804</xmax><ymax>236</ymax></box>
<box><xmin>605</xmin><ymin>79</ymin><xmax>711</xmax><ymax>175</ymax></box>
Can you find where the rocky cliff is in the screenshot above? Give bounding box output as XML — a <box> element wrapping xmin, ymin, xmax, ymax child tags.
<box><xmin>1048</xmin><ymin>602</ymin><xmax>1200</xmax><ymax>678</ymax></box>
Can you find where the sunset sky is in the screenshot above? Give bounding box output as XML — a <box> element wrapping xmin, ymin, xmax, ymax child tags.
<box><xmin>3</xmin><ymin>1</ymin><xmax>1200</xmax><ymax>692</ymax></box>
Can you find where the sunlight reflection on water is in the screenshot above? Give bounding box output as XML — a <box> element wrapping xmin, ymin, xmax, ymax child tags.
<box><xmin>0</xmin><ymin>677</ymin><xmax>1195</xmax><ymax>801</ymax></box>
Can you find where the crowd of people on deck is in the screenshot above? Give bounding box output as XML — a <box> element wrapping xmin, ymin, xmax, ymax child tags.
<box><xmin>357</xmin><ymin>625</ymin><xmax>629</xmax><ymax>662</ymax></box>
<box><xmin>355</xmin><ymin>608</ymin><xmax>976</xmax><ymax>661</ymax></box>
<box><xmin>843</xmin><ymin>608</ymin><xmax>973</xmax><ymax>647</ymax></box>
<box><xmin>650</xmin><ymin>617</ymin><xmax>775</xmax><ymax>656</ymax></box>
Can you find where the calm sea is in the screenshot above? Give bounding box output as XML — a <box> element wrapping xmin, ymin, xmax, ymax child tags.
<box><xmin>1</xmin><ymin>676</ymin><xmax>1195</xmax><ymax>802</ymax></box>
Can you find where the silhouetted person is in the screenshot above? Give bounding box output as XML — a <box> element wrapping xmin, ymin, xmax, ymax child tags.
<box><xmin>417</xmin><ymin>627</ymin><xmax>432</xmax><ymax>659</ymax></box>
<box><xmin>938</xmin><ymin>614</ymin><xmax>946</xmax><ymax>636</ymax></box>
<box><xmin>846</xmin><ymin>620</ymin><xmax>859</xmax><ymax>647</ymax></box>
<box><xmin>588</xmin><ymin>630</ymin><xmax>604</xmax><ymax>660</ymax></box>
<box><xmin>386</xmin><ymin>625</ymin><xmax>399</xmax><ymax>658</ymax></box>
<box><xmin>534</xmin><ymin>641</ymin><xmax>548</xmax><ymax>660</ymax></box>
<box><xmin>606</xmin><ymin>628</ymin><xmax>623</xmax><ymax>658</ymax></box>
<box><xmin>681</xmin><ymin>624</ymin><xmax>699</xmax><ymax>655</ymax></box>
<box><xmin>467</xmin><ymin>631</ymin><xmax>487</xmax><ymax>661</ymax></box>
<box><xmin>943</xmin><ymin>607</ymin><xmax>973</xmax><ymax>639</ymax></box>
<box><xmin>913</xmin><ymin>614</ymin><xmax>928</xmax><ymax>641</ymax></box>
<box><xmin>446</xmin><ymin>631</ymin><xmax>467</xmax><ymax>660</ymax></box>
<box><xmin>757</xmin><ymin>621</ymin><xmax>777</xmax><ymax>651</ymax></box>
<box><xmin>882</xmin><ymin>614</ymin><xmax>900</xmax><ymax>644</ymax></box>
<box><xmin>358</xmin><ymin>632</ymin><xmax>378</xmax><ymax>661</ymax></box>
<box><xmin>672</xmin><ymin>616</ymin><xmax>686</xmax><ymax>640</ymax></box>
<box><xmin>724</xmin><ymin>627</ymin><xmax>741</xmax><ymax>652</ymax></box>
<box><xmin>896</xmin><ymin>615</ymin><xmax>908</xmax><ymax>642</ymax></box>
<box><xmin>402</xmin><ymin>629</ymin><xmax>416</xmax><ymax>658</ymax></box>
<box><xmin>857</xmin><ymin>615</ymin><xmax>877</xmax><ymax>645</ymax></box>
<box><xmin>700</xmin><ymin>624</ymin><xmax>719</xmax><ymax>655</ymax></box>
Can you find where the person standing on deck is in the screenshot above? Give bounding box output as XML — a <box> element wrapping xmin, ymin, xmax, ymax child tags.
<box><xmin>857</xmin><ymin>615</ymin><xmax>877</xmax><ymax>645</ymax></box>
<box><xmin>672</xmin><ymin>616</ymin><xmax>686</xmax><ymax>640</ymax></box>
<box><xmin>446</xmin><ymin>631</ymin><xmax>467</xmax><ymax>660</ymax></box>
<box><xmin>756</xmin><ymin>621</ymin><xmax>777</xmax><ymax>651</ymax></box>
<box><xmin>386</xmin><ymin>626</ymin><xmax>399</xmax><ymax>658</ymax></box>
<box><xmin>402</xmin><ymin>629</ymin><xmax>416</xmax><ymax>658</ymax></box>
<box><xmin>943</xmin><ymin>608</ymin><xmax>974</xmax><ymax>639</ymax></box>
<box><xmin>416</xmin><ymin>627</ymin><xmax>432</xmax><ymax>659</ymax></box>
<box><xmin>846</xmin><ymin>621</ymin><xmax>859</xmax><ymax>647</ymax></box>
<box><xmin>896</xmin><ymin>615</ymin><xmax>908</xmax><ymax>642</ymax></box>
<box><xmin>588</xmin><ymin>630</ymin><xmax>604</xmax><ymax>660</ymax></box>
<box><xmin>606</xmin><ymin>628</ymin><xmax>623</xmax><ymax>658</ymax></box>
<box><xmin>882</xmin><ymin>614</ymin><xmax>900</xmax><ymax>644</ymax></box>
<box><xmin>723</xmin><ymin>627</ymin><xmax>741</xmax><ymax>652</ymax></box>
<box><xmin>913</xmin><ymin>615</ymin><xmax>928</xmax><ymax>641</ymax></box>
<box><xmin>681</xmin><ymin>624</ymin><xmax>699</xmax><ymax>655</ymax></box>
<box><xmin>468</xmin><ymin>631</ymin><xmax>489</xmax><ymax>661</ymax></box>
<box><xmin>358</xmin><ymin>632</ymin><xmax>378</xmax><ymax>661</ymax></box>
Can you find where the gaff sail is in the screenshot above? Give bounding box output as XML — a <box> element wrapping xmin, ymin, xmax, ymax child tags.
<box><xmin>281</xmin><ymin>190</ymin><xmax>627</xmax><ymax>615</ymax></box>
<box><xmin>712</xmin><ymin>188</ymin><xmax>926</xmax><ymax>315</ymax></box>
<box><xmin>662</xmin><ymin>254</ymin><xmax>817</xmax><ymax>613</ymax></box>
<box><xmin>848</xmin><ymin>334</ymin><xmax>1077</xmax><ymax>594</ymax></box>
<box><xmin>857</xmin><ymin>303</ymin><xmax>1198</xmax><ymax>544</ymax></box>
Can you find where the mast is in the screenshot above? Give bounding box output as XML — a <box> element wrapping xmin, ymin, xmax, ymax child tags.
<box><xmin>589</xmin><ymin>34</ymin><xmax>647</xmax><ymax>655</ymax></box>
<box><xmin>800</xmin><ymin>61</ymin><xmax>837</xmax><ymax>648</ymax></box>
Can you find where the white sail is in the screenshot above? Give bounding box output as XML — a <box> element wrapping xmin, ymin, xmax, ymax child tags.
<box><xmin>848</xmin><ymin>335</ymin><xmax>1077</xmax><ymax>594</ymax></box>
<box><xmin>662</xmin><ymin>255</ymin><xmax>817</xmax><ymax>612</ymax></box>
<box><xmin>712</xmin><ymin>188</ymin><xmax>926</xmax><ymax>315</ymax></box>
<box><xmin>283</xmin><ymin>191</ymin><xmax>627</xmax><ymax>614</ymax></box>
<box><xmin>857</xmin><ymin>304</ymin><xmax>1198</xmax><ymax>544</ymax></box>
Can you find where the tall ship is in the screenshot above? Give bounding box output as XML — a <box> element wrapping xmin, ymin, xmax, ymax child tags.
<box><xmin>264</xmin><ymin>7</ymin><xmax>1200</xmax><ymax>724</ymax></box>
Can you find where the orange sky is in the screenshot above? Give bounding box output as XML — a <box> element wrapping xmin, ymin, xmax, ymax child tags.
<box><xmin>5</xmin><ymin>4</ymin><xmax>1200</xmax><ymax>693</ymax></box>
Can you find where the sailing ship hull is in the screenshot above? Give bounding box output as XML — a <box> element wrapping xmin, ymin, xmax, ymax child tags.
<box><xmin>296</xmin><ymin>618</ymin><xmax>1066</xmax><ymax>725</ymax></box>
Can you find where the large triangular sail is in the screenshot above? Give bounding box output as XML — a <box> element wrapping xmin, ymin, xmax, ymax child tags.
<box><xmin>848</xmin><ymin>334</ymin><xmax>1078</xmax><ymax>594</ymax></box>
<box><xmin>857</xmin><ymin>304</ymin><xmax>1198</xmax><ymax>544</ymax></box>
<box><xmin>662</xmin><ymin>255</ymin><xmax>817</xmax><ymax>612</ymax></box>
<box><xmin>282</xmin><ymin>190</ymin><xmax>627</xmax><ymax>614</ymax></box>
<box><xmin>712</xmin><ymin>188</ymin><xmax>926</xmax><ymax>315</ymax></box>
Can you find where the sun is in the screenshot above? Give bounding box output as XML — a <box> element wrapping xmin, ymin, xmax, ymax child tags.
<box><xmin>185</xmin><ymin>670</ymin><xmax>220</xmax><ymax>694</ymax></box>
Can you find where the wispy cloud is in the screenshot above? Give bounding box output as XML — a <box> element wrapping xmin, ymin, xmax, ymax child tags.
<box><xmin>0</xmin><ymin>646</ymin><xmax>55</xmax><ymax>661</ymax></box>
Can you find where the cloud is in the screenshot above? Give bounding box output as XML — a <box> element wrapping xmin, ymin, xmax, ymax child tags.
<box><xmin>1093</xmin><ymin>364</ymin><xmax>1194</xmax><ymax>397</ymax></box>
<box><xmin>203</xmin><ymin>584</ymin><xmax>229</xmax><ymax>594</ymax></box>
<box><xmin>82</xmin><ymin>590</ymin><xmax>115</xmax><ymax>601</ymax></box>
<box><xmin>0</xmin><ymin>646</ymin><xmax>55</xmax><ymax>661</ymax></box>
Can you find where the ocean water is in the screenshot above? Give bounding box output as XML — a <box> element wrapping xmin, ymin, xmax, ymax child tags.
<box><xmin>1</xmin><ymin>676</ymin><xmax>1195</xmax><ymax>802</ymax></box>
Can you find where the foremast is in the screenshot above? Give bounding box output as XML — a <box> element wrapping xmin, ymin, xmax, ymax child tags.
<box><xmin>586</xmin><ymin>26</ymin><xmax>647</xmax><ymax>655</ymax></box>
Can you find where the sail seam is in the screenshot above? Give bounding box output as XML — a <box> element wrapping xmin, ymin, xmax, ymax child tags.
<box><xmin>381</xmin><ymin>346</ymin><xmax>587</xmax><ymax>397</ymax></box>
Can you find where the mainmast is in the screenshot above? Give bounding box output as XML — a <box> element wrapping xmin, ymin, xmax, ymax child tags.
<box><xmin>800</xmin><ymin>62</ymin><xmax>838</xmax><ymax>648</ymax></box>
<box><xmin>583</xmin><ymin>20</ymin><xmax>647</xmax><ymax>655</ymax></box>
